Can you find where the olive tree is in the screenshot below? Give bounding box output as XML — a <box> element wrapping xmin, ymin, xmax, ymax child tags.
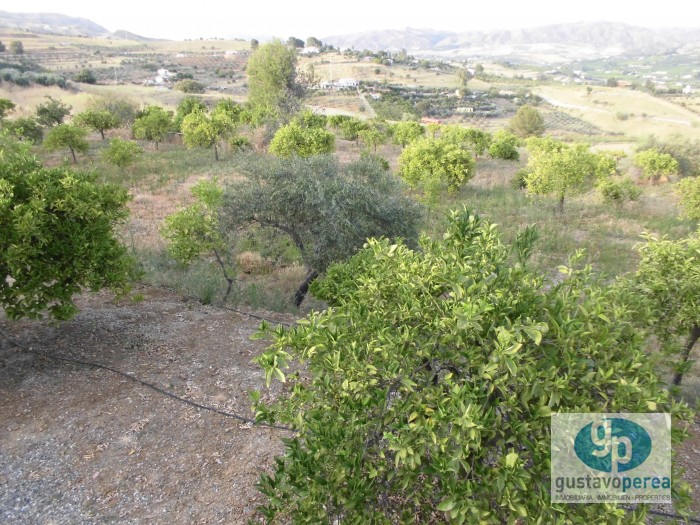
<box><xmin>625</xmin><ymin>231</ymin><xmax>700</xmax><ymax>386</ymax></box>
<box><xmin>73</xmin><ymin>68</ymin><xmax>97</xmax><ymax>84</ymax></box>
<box><xmin>0</xmin><ymin>137</ymin><xmax>133</xmax><ymax>320</ymax></box>
<box><xmin>222</xmin><ymin>154</ymin><xmax>422</xmax><ymax>306</ymax></box>
<box><xmin>43</xmin><ymin>124</ymin><xmax>89</xmax><ymax>163</ymax></box>
<box><xmin>252</xmin><ymin>210</ymin><xmax>693</xmax><ymax>523</ymax></box>
<box><xmin>88</xmin><ymin>94</ymin><xmax>139</xmax><ymax>126</ymax></box>
<box><xmin>174</xmin><ymin>79</ymin><xmax>205</xmax><ymax>94</ymax></box>
<box><xmin>9</xmin><ymin>40</ymin><xmax>23</xmax><ymax>55</ymax></box>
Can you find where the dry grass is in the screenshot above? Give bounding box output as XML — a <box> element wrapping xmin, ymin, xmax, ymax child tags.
<box><xmin>534</xmin><ymin>85</ymin><xmax>700</xmax><ymax>141</ymax></box>
<box><xmin>235</xmin><ymin>252</ymin><xmax>273</xmax><ymax>275</ymax></box>
<box><xmin>0</xmin><ymin>84</ymin><xmax>93</xmax><ymax>116</ymax></box>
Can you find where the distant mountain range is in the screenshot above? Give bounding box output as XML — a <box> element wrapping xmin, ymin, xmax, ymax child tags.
<box><xmin>2</xmin><ymin>11</ymin><xmax>699</xmax><ymax>63</ymax></box>
<box><xmin>324</xmin><ymin>22</ymin><xmax>700</xmax><ymax>62</ymax></box>
<box><xmin>0</xmin><ymin>10</ymin><xmax>152</xmax><ymax>41</ymax></box>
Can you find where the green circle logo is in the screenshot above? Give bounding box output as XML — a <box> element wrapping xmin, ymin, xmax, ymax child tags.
<box><xmin>574</xmin><ymin>418</ymin><xmax>652</xmax><ymax>473</ymax></box>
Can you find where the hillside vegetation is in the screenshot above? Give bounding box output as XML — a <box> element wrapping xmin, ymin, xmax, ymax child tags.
<box><xmin>1</xmin><ymin>26</ymin><xmax>699</xmax><ymax>524</ymax></box>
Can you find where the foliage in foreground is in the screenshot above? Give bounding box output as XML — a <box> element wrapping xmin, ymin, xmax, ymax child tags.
<box><xmin>0</xmin><ymin>137</ymin><xmax>133</xmax><ymax>320</ymax></box>
<box><xmin>252</xmin><ymin>211</ymin><xmax>692</xmax><ymax>524</ymax></box>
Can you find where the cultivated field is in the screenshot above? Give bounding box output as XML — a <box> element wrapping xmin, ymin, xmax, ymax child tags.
<box><xmin>535</xmin><ymin>84</ymin><xmax>700</xmax><ymax>141</ymax></box>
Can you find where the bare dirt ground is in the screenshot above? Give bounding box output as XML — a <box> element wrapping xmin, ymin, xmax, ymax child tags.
<box><xmin>0</xmin><ymin>286</ymin><xmax>294</xmax><ymax>525</ymax></box>
<box><xmin>1</xmin><ymin>286</ymin><xmax>699</xmax><ymax>524</ymax></box>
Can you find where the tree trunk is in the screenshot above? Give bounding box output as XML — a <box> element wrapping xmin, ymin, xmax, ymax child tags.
<box><xmin>214</xmin><ymin>143</ymin><xmax>219</xmax><ymax>161</ymax></box>
<box><xmin>99</xmin><ymin>129</ymin><xmax>105</xmax><ymax>140</ymax></box>
<box><xmin>212</xmin><ymin>249</ymin><xmax>235</xmax><ymax>303</ymax></box>
<box><xmin>557</xmin><ymin>194</ymin><xmax>565</xmax><ymax>214</ymax></box>
<box><xmin>293</xmin><ymin>269</ymin><xmax>319</xmax><ymax>308</ymax></box>
<box><xmin>673</xmin><ymin>325</ymin><xmax>700</xmax><ymax>386</ymax></box>
<box><xmin>69</xmin><ymin>146</ymin><xmax>77</xmax><ymax>163</ymax></box>
<box><xmin>155</xmin><ymin>140</ymin><xmax>159</xmax><ymax>151</ymax></box>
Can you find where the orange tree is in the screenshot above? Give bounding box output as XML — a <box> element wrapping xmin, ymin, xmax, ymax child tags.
<box><xmin>252</xmin><ymin>210</ymin><xmax>693</xmax><ymax>523</ymax></box>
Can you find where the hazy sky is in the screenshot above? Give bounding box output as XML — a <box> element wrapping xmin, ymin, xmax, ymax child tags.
<box><xmin>8</xmin><ymin>0</ymin><xmax>700</xmax><ymax>40</ymax></box>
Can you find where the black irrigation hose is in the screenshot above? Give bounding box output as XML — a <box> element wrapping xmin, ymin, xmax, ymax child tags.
<box><xmin>137</xmin><ymin>282</ymin><xmax>294</xmax><ymax>328</ymax></box>
<box><xmin>219</xmin><ymin>303</ymin><xmax>293</xmax><ymax>328</ymax></box>
<box><xmin>0</xmin><ymin>328</ymin><xmax>294</xmax><ymax>433</ymax></box>
<box><xmin>3</xmin><ymin>291</ymin><xmax>700</xmax><ymax>523</ymax></box>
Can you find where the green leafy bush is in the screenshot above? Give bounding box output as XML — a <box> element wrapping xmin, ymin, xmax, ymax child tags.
<box><xmin>388</xmin><ymin>120</ymin><xmax>424</xmax><ymax>147</ymax></box>
<box><xmin>597</xmin><ymin>177</ymin><xmax>642</xmax><ymax>205</ymax></box>
<box><xmin>102</xmin><ymin>138</ymin><xmax>143</xmax><ymax>169</ymax></box>
<box><xmin>488</xmin><ymin>129</ymin><xmax>520</xmax><ymax>160</ymax></box>
<box><xmin>43</xmin><ymin>124</ymin><xmax>89</xmax><ymax>163</ymax></box>
<box><xmin>269</xmin><ymin>121</ymin><xmax>335</xmax><ymax>157</ymax></box>
<box><xmin>0</xmin><ymin>137</ymin><xmax>133</xmax><ymax>319</ymax></box>
<box><xmin>634</xmin><ymin>149</ymin><xmax>679</xmax><ymax>184</ymax></box>
<box><xmin>73</xmin><ymin>68</ymin><xmax>97</xmax><ymax>84</ymax></box>
<box><xmin>2</xmin><ymin>116</ymin><xmax>43</xmax><ymax>144</ymax></box>
<box><xmin>509</xmin><ymin>104</ymin><xmax>545</xmax><ymax>137</ymax></box>
<box><xmin>174</xmin><ymin>79</ymin><xmax>206</xmax><ymax>93</ymax></box>
<box><xmin>624</xmin><ymin>231</ymin><xmax>700</xmax><ymax>385</ymax></box>
<box><xmin>253</xmin><ymin>210</ymin><xmax>693</xmax><ymax>523</ymax></box>
<box><xmin>398</xmin><ymin>137</ymin><xmax>475</xmax><ymax>199</ymax></box>
<box><xmin>676</xmin><ymin>177</ymin><xmax>700</xmax><ymax>221</ymax></box>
